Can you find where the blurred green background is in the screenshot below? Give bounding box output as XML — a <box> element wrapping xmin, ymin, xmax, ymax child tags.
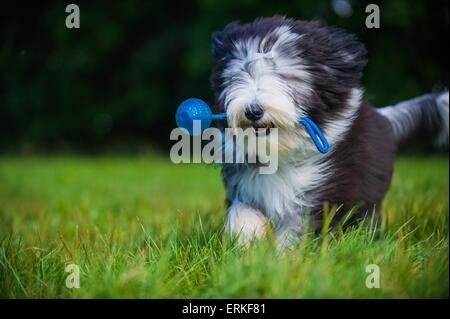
<box><xmin>0</xmin><ymin>0</ymin><xmax>448</xmax><ymax>153</ymax></box>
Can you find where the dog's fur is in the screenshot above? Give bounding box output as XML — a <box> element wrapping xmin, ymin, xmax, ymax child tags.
<box><xmin>210</xmin><ymin>17</ymin><xmax>449</xmax><ymax>247</ymax></box>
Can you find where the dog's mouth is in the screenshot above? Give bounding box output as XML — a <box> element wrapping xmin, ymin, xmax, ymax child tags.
<box><xmin>252</xmin><ymin>122</ymin><xmax>275</xmax><ymax>137</ymax></box>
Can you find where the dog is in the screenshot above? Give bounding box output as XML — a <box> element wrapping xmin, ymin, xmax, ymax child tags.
<box><xmin>209</xmin><ymin>16</ymin><xmax>449</xmax><ymax>248</ymax></box>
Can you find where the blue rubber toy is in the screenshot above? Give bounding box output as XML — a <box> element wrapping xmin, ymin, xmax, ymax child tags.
<box><xmin>175</xmin><ymin>98</ymin><xmax>329</xmax><ymax>153</ymax></box>
<box><xmin>175</xmin><ymin>98</ymin><xmax>226</xmax><ymax>136</ymax></box>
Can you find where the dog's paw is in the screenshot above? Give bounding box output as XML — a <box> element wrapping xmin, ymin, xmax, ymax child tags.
<box><xmin>275</xmin><ymin>230</ymin><xmax>300</xmax><ymax>253</ymax></box>
<box><xmin>226</xmin><ymin>201</ymin><xmax>269</xmax><ymax>245</ymax></box>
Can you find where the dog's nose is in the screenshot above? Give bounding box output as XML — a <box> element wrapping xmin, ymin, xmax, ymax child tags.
<box><xmin>244</xmin><ymin>104</ymin><xmax>264</xmax><ymax>121</ymax></box>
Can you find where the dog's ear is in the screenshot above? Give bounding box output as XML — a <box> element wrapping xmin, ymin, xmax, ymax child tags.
<box><xmin>211</xmin><ymin>21</ymin><xmax>240</xmax><ymax>60</ymax></box>
<box><xmin>301</xmin><ymin>23</ymin><xmax>367</xmax><ymax>87</ymax></box>
<box><xmin>325</xmin><ymin>26</ymin><xmax>367</xmax><ymax>83</ymax></box>
<box><xmin>211</xmin><ymin>31</ymin><xmax>225</xmax><ymax>60</ymax></box>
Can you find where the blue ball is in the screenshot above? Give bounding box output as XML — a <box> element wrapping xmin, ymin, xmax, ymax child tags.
<box><xmin>176</xmin><ymin>98</ymin><xmax>212</xmax><ymax>135</ymax></box>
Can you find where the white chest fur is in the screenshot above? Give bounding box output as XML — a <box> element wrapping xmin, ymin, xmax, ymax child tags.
<box><xmin>228</xmin><ymin>155</ymin><xmax>329</xmax><ymax>219</ymax></box>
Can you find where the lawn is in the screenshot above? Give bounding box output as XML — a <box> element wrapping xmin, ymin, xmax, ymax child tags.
<box><xmin>0</xmin><ymin>154</ymin><xmax>448</xmax><ymax>298</ymax></box>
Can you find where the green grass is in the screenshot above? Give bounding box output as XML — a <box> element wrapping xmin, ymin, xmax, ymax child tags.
<box><xmin>0</xmin><ymin>154</ymin><xmax>448</xmax><ymax>298</ymax></box>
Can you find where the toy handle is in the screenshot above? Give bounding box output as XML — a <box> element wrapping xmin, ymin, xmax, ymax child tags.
<box><xmin>299</xmin><ymin>116</ymin><xmax>329</xmax><ymax>154</ymax></box>
<box><xmin>211</xmin><ymin>113</ymin><xmax>227</xmax><ymax>121</ymax></box>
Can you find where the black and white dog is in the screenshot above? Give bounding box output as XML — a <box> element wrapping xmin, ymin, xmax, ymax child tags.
<box><xmin>210</xmin><ymin>17</ymin><xmax>449</xmax><ymax>248</ymax></box>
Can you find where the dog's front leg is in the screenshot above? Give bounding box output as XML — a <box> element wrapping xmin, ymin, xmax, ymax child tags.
<box><xmin>274</xmin><ymin>213</ymin><xmax>304</xmax><ymax>251</ymax></box>
<box><xmin>226</xmin><ymin>200</ymin><xmax>269</xmax><ymax>245</ymax></box>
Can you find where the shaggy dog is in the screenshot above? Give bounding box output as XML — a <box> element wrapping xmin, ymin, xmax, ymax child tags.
<box><xmin>209</xmin><ymin>16</ymin><xmax>449</xmax><ymax>248</ymax></box>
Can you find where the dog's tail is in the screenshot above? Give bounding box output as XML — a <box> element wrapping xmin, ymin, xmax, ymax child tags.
<box><xmin>377</xmin><ymin>91</ymin><xmax>449</xmax><ymax>147</ymax></box>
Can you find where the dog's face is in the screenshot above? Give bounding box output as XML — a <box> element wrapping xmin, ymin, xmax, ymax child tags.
<box><xmin>211</xmin><ymin>17</ymin><xmax>367</xmax><ymax>156</ymax></box>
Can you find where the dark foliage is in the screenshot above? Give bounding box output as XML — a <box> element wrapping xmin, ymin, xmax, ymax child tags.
<box><xmin>0</xmin><ymin>0</ymin><xmax>448</xmax><ymax>152</ymax></box>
